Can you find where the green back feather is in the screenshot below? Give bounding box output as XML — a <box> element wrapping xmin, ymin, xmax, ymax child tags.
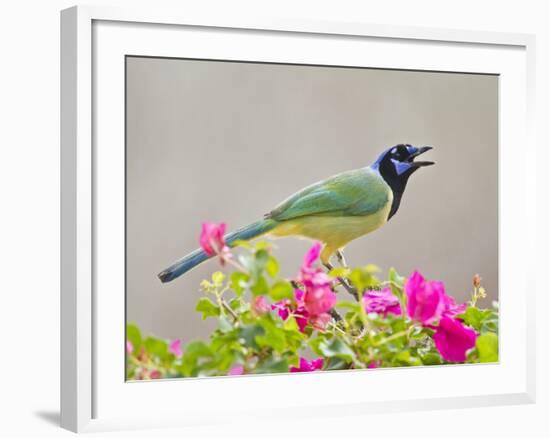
<box><xmin>266</xmin><ymin>168</ymin><xmax>390</xmax><ymax>221</ymax></box>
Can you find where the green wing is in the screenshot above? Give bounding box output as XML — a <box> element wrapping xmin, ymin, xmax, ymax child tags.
<box><xmin>266</xmin><ymin>168</ymin><xmax>391</xmax><ymax>221</ymax></box>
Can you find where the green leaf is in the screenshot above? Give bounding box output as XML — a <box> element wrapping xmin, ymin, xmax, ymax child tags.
<box><xmin>256</xmin><ymin>318</ymin><xmax>287</xmax><ymax>352</ymax></box>
<box><xmin>269</xmin><ymin>280</ymin><xmax>294</xmax><ymax>301</ymax></box>
<box><xmin>459</xmin><ymin>307</ymin><xmax>483</xmax><ymax>330</ymax></box>
<box><xmin>256</xmin><ymin>331</ymin><xmax>286</xmax><ymax>352</ymax></box>
<box><xmin>390</xmin><ymin>318</ymin><xmax>407</xmax><ymax>333</ymax></box>
<box><xmin>324</xmin><ymin>357</ymin><xmax>349</xmax><ymax>370</ymax></box>
<box><xmin>266</xmin><ymin>255</ymin><xmax>280</xmax><ymax>278</ymax></box>
<box><xmin>250</xmin><ymin>275</ymin><xmax>269</xmax><ymax>296</ymax></box>
<box><xmin>348</xmin><ymin>265</ymin><xmax>380</xmax><ymax>291</ymax></box>
<box><xmin>388</xmin><ymin>267</ymin><xmax>404</xmax><ymax>288</ymax></box>
<box><xmin>232</xmin><ymin>240</ymin><xmax>252</xmax><ymax>249</ymax></box>
<box><xmin>230</xmin><ymin>271</ymin><xmax>249</xmax><ymax>296</ymax></box>
<box><xmin>420</xmin><ymin>352</ymin><xmax>443</xmax><ymax>365</ymax></box>
<box><xmin>237</xmin><ymin>325</ymin><xmax>264</xmax><ymax>349</ymax></box>
<box><xmin>393</xmin><ymin>350</ymin><xmax>422</xmax><ymax>366</ymax></box>
<box><xmin>410</xmin><ymin>326</ymin><xmax>429</xmax><ymax>341</ymax></box>
<box><xmin>238</xmin><ymin>254</ymin><xmax>254</xmax><ymax>271</ymax></box>
<box><xmin>254</xmin><ymin>241</ymin><xmax>272</xmax><ymax>251</ymax></box>
<box><xmin>218</xmin><ymin>315</ymin><xmax>234</xmax><ymax>333</ymax></box>
<box><xmin>126</xmin><ymin>324</ymin><xmax>142</xmax><ymax>351</ymax></box>
<box><xmin>255</xmin><ymin>357</ymin><xmax>289</xmax><ymax>374</ymax></box>
<box><xmin>228</xmin><ymin>297</ymin><xmax>243</xmax><ymax>311</ymax></box>
<box><xmin>283</xmin><ymin>315</ymin><xmax>300</xmax><ymax>332</ymax></box>
<box><xmin>255</xmin><ymin>249</ymin><xmax>270</xmax><ymax>272</ymax></box>
<box><xmin>196</xmin><ymin>297</ymin><xmax>220</xmax><ymax>319</ymax></box>
<box><xmin>143</xmin><ymin>337</ymin><xmax>169</xmax><ymax>360</ymax></box>
<box><xmin>388</xmin><ymin>267</ymin><xmax>405</xmax><ymax>298</ymax></box>
<box><xmin>459</xmin><ymin>306</ymin><xmax>496</xmax><ymax>332</ymax></box>
<box><xmin>476</xmin><ymin>332</ymin><xmax>498</xmax><ymax>363</ymax></box>
<box><xmin>318</xmin><ymin>338</ymin><xmax>356</xmax><ymax>363</ymax></box>
<box><xmin>328</xmin><ymin>267</ymin><xmax>350</xmax><ymax>278</ymax></box>
<box><xmin>335</xmin><ymin>301</ymin><xmax>362</xmax><ymax>312</ymax></box>
<box><xmin>179</xmin><ymin>341</ymin><xmax>214</xmax><ymax>376</ymax></box>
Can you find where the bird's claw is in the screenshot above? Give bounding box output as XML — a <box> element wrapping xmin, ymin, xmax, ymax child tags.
<box><xmin>336</xmin><ymin>250</ymin><xmax>348</xmax><ymax>268</ymax></box>
<box><xmin>323</xmin><ymin>262</ymin><xmax>359</xmax><ymax>301</ymax></box>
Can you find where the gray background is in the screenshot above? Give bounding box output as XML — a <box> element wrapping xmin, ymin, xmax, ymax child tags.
<box><xmin>126</xmin><ymin>56</ymin><xmax>498</xmax><ymax>342</ymax></box>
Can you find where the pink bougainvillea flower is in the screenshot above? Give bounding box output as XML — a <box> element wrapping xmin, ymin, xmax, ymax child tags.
<box><xmin>293</xmin><ymin>307</ymin><xmax>310</xmax><ymax>332</ymax></box>
<box><xmin>199</xmin><ymin>222</ymin><xmax>231</xmax><ymax>264</ymax></box>
<box><xmin>295</xmin><ymin>282</ymin><xmax>333</xmax><ymax>332</ymax></box>
<box><xmin>252</xmin><ymin>296</ymin><xmax>270</xmax><ymax>316</ymax></box>
<box><xmin>273</xmin><ymin>250</ymin><xmax>336</xmax><ymax>332</ymax></box>
<box><xmin>433</xmin><ymin>316</ymin><xmax>477</xmax><ymax>362</ymax></box>
<box><xmin>303</xmin><ymin>241</ymin><xmax>322</xmax><ymax>268</ymax></box>
<box><xmin>228</xmin><ymin>365</ymin><xmax>245</xmax><ymax>376</ymax></box>
<box><xmin>271</xmin><ymin>299</ymin><xmax>291</xmax><ymax>320</ymax></box>
<box><xmin>309</xmin><ymin>312</ymin><xmax>332</xmax><ymax>331</ymax></box>
<box><xmin>405</xmin><ymin>271</ymin><xmax>446</xmax><ymax>324</ymax></box>
<box><xmin>367</xmin><ymin>361</ymin><xmax>380</xmax><ymax>369</ymax></box>
<box><xmin>363</xmin><ymin>287</ymin><xmax>402</xmax><ymax>316</ymax></box>
<box><xmin>298</xmin><ymin>242</ymin><xmax>328</xmax><ymax>289</ymax></box>
<box><xmin>149</xmin><ymin>370</ymin><xmax>161</xmax><ymax>379</ymax></box>
<box><xmin>199</xmin><ymin>222</ymin><xmax>226</xmax><ymax>255</ymax></box>
<box><xmin>169</xmin><ymin>339</ymin><xmax>183</xmax><ymax>358</ymax></box>
<box><xmin>272</xmin><ymin>293</ymin><xmax>330</xmax><ymax>333</ymax></box>
<box><xmin>126</xmin><ymin>340</ymin><xmax>133</xmax><ymax>355</ymax></box>
<box><xmin>442</xmin><ymin>294</ymin><xmax>467</xmax><ymax>318</ymax></box>
<box><xmin>289</xmin><ymin>357</ymin><xmax>324</xmax><ymax>373</ymax></box>
<box><xmin>304</xmin><ymin>283</ymin><xmax>337</xmax><ymax>316</ymax></box>
<box><xmin>297</xmin><ymin>242</ymin><xmax>336</xmax><ymax>317</ymax></box>
<box><xmin>294</xmin><ymin>288</ymin><xmax>305</xmax><ymax>304</ymax></box>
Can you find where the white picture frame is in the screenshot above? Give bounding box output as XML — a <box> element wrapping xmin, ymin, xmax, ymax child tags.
<box><xmin>60</xmin><ymin>4</ymin><xmax>536</xmax><ymax>433</ymax></box>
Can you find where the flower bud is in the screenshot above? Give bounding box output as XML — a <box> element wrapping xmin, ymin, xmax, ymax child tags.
<box><xmin>473</xmin><ymin>274</ymin><xmax>481</xmax><ymax>288</ymax></box>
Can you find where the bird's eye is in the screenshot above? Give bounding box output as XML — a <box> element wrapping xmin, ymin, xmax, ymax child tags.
<box><xmin>391</xmin><ymin>146</ymin><xmax>407</xmax><ymax>161</ymax></box>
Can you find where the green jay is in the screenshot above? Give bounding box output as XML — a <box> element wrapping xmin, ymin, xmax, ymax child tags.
<box><xmin>158</xmin><ymin>144</ymin><xmax>433</xmax><ymax>283</ymax></box>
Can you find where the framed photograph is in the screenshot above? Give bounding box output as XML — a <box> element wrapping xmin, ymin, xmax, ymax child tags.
<box><xmin>61</xmin><ymin>5</ymin><xmax>536</xmax><ymax>433</ymax></box>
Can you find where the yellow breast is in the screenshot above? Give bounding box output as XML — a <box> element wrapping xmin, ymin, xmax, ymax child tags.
<box><xmin>269</xmin><ymin>193</ymin><xmax>393</xmax><ymax>262</ymax></box>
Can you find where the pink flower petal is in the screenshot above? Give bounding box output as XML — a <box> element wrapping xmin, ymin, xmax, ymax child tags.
<box><xmin>149</xmin><ymin>370</ymin><xmax>161</xmax><ymax>379</ymax></box>
<box><xmin>294</xmin><ymin>308</ymin><xmax>309</xmax><ymax>332</ymax></box>
<box><xmin>310</xmin><ymin>313</ymin><xmax>332</xmax><ymax>331</ymax></box>
<box><xmin>433</xmin><ymin>317</ymin><xmax>477</xmax><ymax>362</ymax></box>
<box><xmin>405</xmin><ymin>271</ymin><xmax>445</xmax><ymax>325</ymax></box>
<box><xmin>290</xmin><ymin>357</ymin><xmax>324</xmax><ymax>372</ymax></box>
<box><xmin>272</xmin><ymin>300</ymin><xmax>291</xmax><ymax>320</ymax></box>
<box><xmin>169</xmin><ymin>339</ymin><xmax>183</xmax><ymax>358</ymax></box>
<box><xmin>363</xmin><ymin>287</ymin><xmax>402</xmax><ymax>316</ymax></box>
<box><xmin>126</xmin><ymin>340</ymin><xmax>134</xmax><ymax>355</ymax></box>
<box><xmin>252</xmin><ymin>296</ymin><xmax>270</xmax><ymax>315</ymax></box>
<box><xmin>310</xmin><ymin>358</ymin><xmax>324</xmax><ymax>370</ymax></box>
<box><xmin>304</xmin><ymin>285</ymin><xmax>336</xmax><ymax>316</ymax></box>
<box><xmin>303</xmin><ymin>242</ymin><xmax>322</xmax><ymax>269</ymax></box>
<box><xmin>228</xmin><ymin>365</ymin><xmax>245</xmax><ymax>375</ymax></box>
<box><xmin>442</xmin><ymin>295</ymin><xmax>468</xmax><ymax>318</ymax></box>
<box><xmin>199</xmin><ymin>222</ymin><xmax>227</xmax><ymax>256</ymax></box>
<box><xmin>294</xmin><ymin>288</ymin><xmax>305</xmax><ymax>305</ymax></box>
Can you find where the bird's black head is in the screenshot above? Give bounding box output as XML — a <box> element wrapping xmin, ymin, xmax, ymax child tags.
<box><xmin>371</xmin><ymin>144</ymin><xmax>434</xmax><ymax>220</ymax></box>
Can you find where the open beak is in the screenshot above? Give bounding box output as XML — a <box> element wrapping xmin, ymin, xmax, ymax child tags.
<box><xmin>408</xmin><ymin>146</ymin><xmax>434</xmax><ymax>168</ymax></box>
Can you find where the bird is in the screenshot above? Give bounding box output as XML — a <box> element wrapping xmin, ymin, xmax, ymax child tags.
<box><xmin>158</xmin><ymin>144</ymin><xmax>434</xmax><ymax>283</ymax></box>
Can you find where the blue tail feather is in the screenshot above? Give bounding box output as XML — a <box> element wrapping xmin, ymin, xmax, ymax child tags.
<box><xmin>158</xmin><ymin>219</ymin><xmax>276</xmax><ymax>283</ymax></box>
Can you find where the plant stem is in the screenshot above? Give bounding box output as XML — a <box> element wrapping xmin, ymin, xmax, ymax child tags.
<box><xmin>323</xmin><ymin>262</ymin><xmax>359</xmax><ymax>301</ymax></box>
<box><xmin>221</xmin><ymin>299</ymin><xmax>239</xmax><ymax>321</ymax></box>
<box><xmin>372</xmin><ymin>326</ymin><xmax>413</xmax><ymax>347</ymax></box>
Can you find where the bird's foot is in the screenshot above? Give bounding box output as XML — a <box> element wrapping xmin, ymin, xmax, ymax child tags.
<box><xmin>336</xmin><ymin>250</ymin><xmax>348</xmax><ymax>268</ymax></box>
<box><xmin>329</xmin><ymin>308</ymin><xmax>343</xmax><ymax>322</ymax></box>
<box><xmin>323</xmin><ymin>262</ymin><xmax>359</xmax><ymax>301</ymax></box>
